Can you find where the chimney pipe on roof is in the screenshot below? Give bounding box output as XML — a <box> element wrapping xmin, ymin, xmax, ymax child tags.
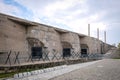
<box><xmin>88</xmin><ymin>24</ymin><xmax>90</xmax><ymax>36</ymax></box>
<box><xmin>104</xmin><ymin>31</ymin><xmax>106</xmax><ymax>43</ymax></box>
<box><xmin>97</xmin><ymin>28</ymin><xmax>99</xmax><ymax>40</ymax></box>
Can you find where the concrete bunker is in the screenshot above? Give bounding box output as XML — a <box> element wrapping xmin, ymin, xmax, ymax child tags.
<box><xmin>62</xmin><ymin>42</ymin><xmax>72</xmax><ymax>58</ymax></box>
<box><xmin>0</xmin><ymin>13</ymin><xmax>114</xmax><ymax>68</ymax></box>
<box><xmin>27</xmin><ymin>37</ymin><xmax>44</xmax><ymax>59</ymax></box>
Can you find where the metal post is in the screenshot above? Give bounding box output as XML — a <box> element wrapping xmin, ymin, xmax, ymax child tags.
<box><xmin>104</xmin><ymin>31</ymin><xmax>106</xmax><ymax>43</ymax></box>
<box><xmin>97</xmin><ymin>28</ymin><xmax>99</xmax><ymax>40</ymax></box>
<box><xmin>88</xmin><ymin>24</ymin><xmax>90</xmax><ymax>36</ymax></box>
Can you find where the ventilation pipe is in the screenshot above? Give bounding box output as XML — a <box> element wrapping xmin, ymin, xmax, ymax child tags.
<box><xmin>97</xmin><ymin>28</ymin><xmax>99</xmax><ymax>40</ymax></box>
<box><xmin>104</xmin><ymin>31</ymin><xmax>106</xmax><ymax>43</ymax></box>
<box><xmin>88</xmin><ymin>24</ymin><xmax>90</xmax><ymax>36</ymax></box>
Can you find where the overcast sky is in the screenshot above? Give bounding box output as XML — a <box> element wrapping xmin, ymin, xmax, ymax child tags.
<box><xmin>0</xmin><ymin>0</ymin><xmax>120</xmax><ymax>46</ymax></box>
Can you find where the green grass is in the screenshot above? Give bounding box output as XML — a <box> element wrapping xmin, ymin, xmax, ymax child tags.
<box><xmin>0</xmin><ymin>72</ymin><xmax>16</xmax><ymax>78</ymax></box>
<box><xmin>0</xmin><ymin>66</ymin><xmax>50</xmax><ymax>79</ymax></box>
<box><xmin>0</xmin><ymin>68</ymin><xmax>37</xmax><ymax>79</ymax></box>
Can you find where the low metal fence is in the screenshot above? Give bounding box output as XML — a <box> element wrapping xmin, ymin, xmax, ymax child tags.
<box><xmin>0</xmin><ymin>50</ymin><xmax>103</xmax><ymax>66</ymax></box>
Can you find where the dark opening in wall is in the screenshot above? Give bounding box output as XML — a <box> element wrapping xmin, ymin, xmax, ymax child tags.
<box><xmin>27</xmin><ymin>37</ymin><xmax>44</xmax><ymax>59</ymax></box>
<box><xmin>81</xmin><ymin>44</ymin><xmax>89</xmax><ymax>57</ymax></box>
<box><xmin>81</xmin><ymin>49</ymin><xmax>87</xmax><ymax>55</ymax></box>
<box><xmin>62</xmin><ymin>42</ymin><xmax>72</xmax><ymax>58</ymax></box>
<box><xmin>63</xmin><ymin>48</ymin><xmax>71</xmax><ymax>57</ymax></box>
<box><xmin>31</xmin><ymin>47</ymin><xmax>42</xmax><ymax>59</ymax></box>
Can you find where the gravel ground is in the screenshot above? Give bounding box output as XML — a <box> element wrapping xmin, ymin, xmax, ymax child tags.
<box><xmin>50</xmin><ymin>59</ymin><xmax>120</xmax><ymax>80</ymax></box>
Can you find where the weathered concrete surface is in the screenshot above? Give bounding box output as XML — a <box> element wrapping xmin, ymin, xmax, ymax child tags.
<box><xmin>51</xmin><ymin>59</ymin><xmax>120</xmax><ymax>80</ymax></box>
<box><xmin>0</xmin><ymin>13</ymin><xmax>114</xmax><ymax>65</ymax></box>
<box><xmin>0</xmin><ymin>13</ymin><xmax>113</xmax><ymax>53</ymax></box>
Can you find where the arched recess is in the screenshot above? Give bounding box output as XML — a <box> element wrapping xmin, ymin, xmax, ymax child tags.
<box><xmin>27</xmin><ymin>37</ymin><xmax>44</xmax><ymax>59</ymax></box>
<box><xmin>27</xmin><ymin>37</ymin><xmax>44</xmax><ymax>47</ymax></box>
<box><xmin>62</xmin><ymin>42</ymin><xmax>72</xmax><ymax>48</ymax></box>
<box><xmin>80</xmin><ymin>44</ymin><xmax>89</xmax><ymax>56</ymax></box>
<box><xmin>61</xmin><ymin>42</ymin><xmax>72</xmax><ymax>57</ymax></box>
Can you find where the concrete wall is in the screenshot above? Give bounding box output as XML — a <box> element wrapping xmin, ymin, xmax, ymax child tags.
<box><xmin>80</xmin><ymin>36</ymin><xmax>101</xmax><ymax>54</ymax></box>
<box><xmin>61</xmin><ymin>32</ymin><xmax>80</xmax><ymax>52</ymax></box>
<box><xmin>0</xmin><ymin>13</ymin><xmax>114</xmax><ymax>65</ymax></box>
<box><xmin>0</xmin><ymin>14</ymin><xmax>28</xmax><ymax>64</ymax></box>
<box><xmin>27</xmin><ymin>25</ymin><xmax>62</xmax><ymax>60</ymax></box>
<box><xmin>0</xmin><ymin>14</ymin><xmax>27</xmax><ymax>51</ymax></box>
<box><xmin>0</xmin><ymin>13</ymin><xmax>113</xmax><ymax>54</ymax></box>
<box><xmin>27</xmin><ymin>25</ymin><xmax>62</xmax><ymax>50</ymax></box>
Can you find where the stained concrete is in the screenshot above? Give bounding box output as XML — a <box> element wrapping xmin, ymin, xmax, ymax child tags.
<box><xmin>0</xmin><ymin>13</ymin><xmax>114</xmax><ymax>65</ymax></box>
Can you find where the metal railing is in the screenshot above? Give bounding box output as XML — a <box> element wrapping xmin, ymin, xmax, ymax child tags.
<box><xmin>0</xmin><ymin>50</ymin><xmax>103</xmax><ymax>66</ymax></box>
